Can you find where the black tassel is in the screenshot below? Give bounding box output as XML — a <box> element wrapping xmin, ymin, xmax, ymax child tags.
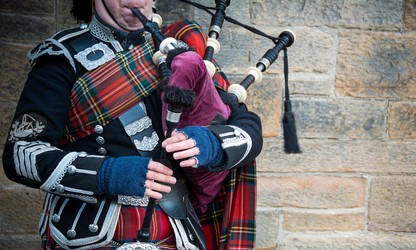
<box><xmin>163</xmin><ymin>85</ymin><xmax>195</xmax><ymax>108</ymax></box>
<box><xmin>283</xmin><ymin>101</ymin><xmax>301</xmax><ymax>153</ymax></box>
<box><xmin>282</xmin><ymin>48</ymin><xmax>301</xmax><ymax>153</ymax></box>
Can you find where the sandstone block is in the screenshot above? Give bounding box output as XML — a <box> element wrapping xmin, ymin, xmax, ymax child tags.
<box><xmin>57</xmin><ymin>0</ymin><xmax>79</xmax><ymax>30</ymax></box>
<box><xmin>0</xmin><ymin>14</ymin><xmax>55</xmax><ymax>43</ymax></box>
<box><xmin>388</xmin><ymin>102</ymin><xmax>416</xmax><ymax>139</ymax></box>
<box><xmin>290</xmin><ymin>73</ymin><xmax>332</xmax><ymax>97</ymax></box>
<box><xmin>0</xmin><ymin>188</ymin><xmax>44</xmax><ymax>235</ymax></box>
<box><xmin>250</xmin><ymin>0</ymin><xmax>402</xmax><ymax>30</ymax></box>
<box><xmin>257</xmin><ymin>138</ymin><xmax>416</xmax><ymax>174</ymax></box>
<box><xmin>256</xmin><ymin>209</ymin><xmax>279</xmax><ymax>249</ymax></box>
<box><xmin>0</xmin><ymin>0</ymin><xmax>54</xmax><ymax>15</ymax></box>
<box><xmin>0</xmin><ymin>234</ymin><xmax>40</xmax><ymax>250</ymax></box>
<box><xmin>368</xmin><ymin>176</ymin><xmax>416</xmax><ymax>232</ymax></box>
<box><xmin>0</xmin><ymin>163</ymin><xmax>14</xmax><ymax>185</ymax></box>
<box><xmin>281</xmin><ymin>28</ymin><xmax>336</xmax><ymax>75</ymax></box>
<box><xmin>0</xmin><ymin>43</ymin><xmax>30</xmax><ymax>102</ymax></box>
<box><xmin>156</xmin><ymin>1</ymin><xmax>193</xmax><ymax>25</ymax></box>
<box><xmin>257</xmin><ymin>176</ymin><xmax>366</xmax><ymax>209</ymax></box>
<box><xmin>244</xmin><ymin>76</ymin><xmax>283</xmax><ymax>137</ymax></box>
<box><xmin>293</xmin><ymin>98</ymin><xmax>387</xmax><ymax>140</ymax></box>
<box><xmin>335</xmin><ymin>32</ymin><xmax>416</xmax><ymax>99</ymax></box>
<box><xmin>0</xmin><ymin>103</ymin><xmax>17</xmax><ymax>150</ymax></box>
<box><xmin>214</xmin><ymin>27</ymin><xmax>336</xmax><ymax>77</ymax></box>
<box><xmin>284</xmin><ymin>210</ymin><xmax>365</xmax><ymax>232</ymax></box>
<box><xmin>281</xmin><ymin>233</ymin><xmax>416</xmax><ymax>249</ymax></box>
<box><xmin>405</xmin><ymin>0</ymin><xmax>416</xmax><ymax>30</ymax></box>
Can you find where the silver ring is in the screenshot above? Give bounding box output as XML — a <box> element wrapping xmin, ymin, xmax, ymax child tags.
<box><xmin>191</xmin><ymin>156</ymin><xmax>199</xmax><ymax>168</ymax></box>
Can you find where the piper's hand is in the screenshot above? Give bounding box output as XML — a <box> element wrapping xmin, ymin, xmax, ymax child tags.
<box><xmin>162</xmin><ymin>129</ymin><xmax>200</xmax><ymax>167</ymax></box>
<box><xmin>144</xmin><ymin>160</ymin><xmax>177</xmax><ymax>199</ymax></box>
<box><xmin>97</xmin><ymin>156</ymin><xmax>176</xmax><ymax>200</ymax></box>
<box><xmin>162</xmin><ymin>126</ymin><xmax>224</xmax><ymax>169</ymax></box>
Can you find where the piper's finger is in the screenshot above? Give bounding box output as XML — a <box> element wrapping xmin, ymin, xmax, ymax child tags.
<box><xmin>144</xmin><ymin>188</ymin><xmax>163</xmax><ymax>200</ymax></box>
<box><xmin>145</xmin><ymin>179</ymin><xmax>172</xmax><ymax>193</ymax></box>
<box><xmin>146</xmin><ymin>170</ymin><xmax>176</xmax><ymax>185</ymax></box>
<box><xmin>179</xmin><ymin>157</ymin><xmax>198</xmax><ymax>168</ymax></box>
<box><xmin>161</xmin><ymin>131</ymin><xmax>187</xmax><ymax>148</ymax></box>
<box><xmin>148</xmin><ymin>160</ymin><xmax>173</xmax><ymax>175</ymax></box>
<box><xmin>172</xmin><ymin>146</ymin><xmax>200</xmax><ymax>160</ymax></box>
<box><xmin>166</xmin><ymin>138</ymin><xmax>197</xmax><ymax>153</ymax></box>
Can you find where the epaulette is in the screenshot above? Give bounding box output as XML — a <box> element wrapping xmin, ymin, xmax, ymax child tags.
<box><xmin>27</xmin><ymin>24</ymin><xmax>90</xmax><ymax>72</ymax></box>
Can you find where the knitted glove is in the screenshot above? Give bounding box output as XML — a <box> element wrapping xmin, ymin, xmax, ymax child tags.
<box><xmin>96</xmin><ymin>156</ymin><xmax>150</xmax><ymax>197</ymax></box>
<box><xmin>178</xmin><ymin>126</ymin><xmax>224</xmax><ymax>170</ymax></box>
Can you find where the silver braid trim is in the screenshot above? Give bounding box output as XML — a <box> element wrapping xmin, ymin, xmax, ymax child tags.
<box><xmin>221</xmin><ymin>125</ymin><xmax>252</xmax><ymax>167</ymax></box>
<box><xmin>117</xmin><ymin>195</ymin><xmax>149</xmax><ymax>207</ymax></box>
<box><xmin>13</xmin><ymin>141</ymin><xmax>60</xmax><ymax>182</ymax></box>
<box><xmin>40</xmin><ymin>152</ymin><xmax>78</xmax><ymax>190</ymax></box>
<box><xmin>27</xmin><ymin>38</ymin><xmax>76</xmax><ymax>71</ymax></box>
<box><xmin>124</xmin><ymin>116</ymin><xmax>152</xmax><ymax>136</ymax></box>
<box><xmin>134</xmin><ymin>131</ymin><xmax>159</xmax><ymax>152</ymax></box>
<box><xmin>89</xmin><ymin>17</ymin><xmax>123</xmax><ymax>52</ymax></box>
<box><xmin>40</xmin><ymin>152</ymin><xmax>98</xmax><ymax>203</ymax></box>
<box><xmin>48</xmin><ymin>196</ymin><xmax>121</xmax><ymax>249</ymax></box>
<box><xmin>89</xmin><ymin>17</ymin><xmax>114</xmax><ymax>43</ymax></box>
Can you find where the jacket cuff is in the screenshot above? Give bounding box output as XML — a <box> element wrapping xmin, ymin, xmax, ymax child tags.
<box><xmin>40</xmin><ymin>152</ymin><xmax>105</xmax><ymax>203</ymax></box>
<box><xmin>206</xmin><ymin>125</ymin><xmax>252</xmax><ymax>171</ymax></box>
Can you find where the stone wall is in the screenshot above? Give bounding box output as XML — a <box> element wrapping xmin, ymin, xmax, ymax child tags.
<box><xmin>0</xmin><ymin>0</ymin><xmax>415</xmax><ymax>249</ymax></box>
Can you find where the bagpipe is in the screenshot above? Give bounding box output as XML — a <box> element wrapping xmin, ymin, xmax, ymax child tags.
<box><xmin>146</xmin><ymin>0</ymin><xmax>300</xmax><ymax>152</ymax></box>
<box><xmin>118</xmin><ymin>0</ymin><xmax>300</xmax><ymax>249</ymax></box>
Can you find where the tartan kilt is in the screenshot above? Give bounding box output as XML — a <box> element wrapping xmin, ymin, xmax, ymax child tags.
<box><xmin>41</xmin><ymin>161</ymin><xmax>256</xmax><ymax>250</ymax></box>
<box><xmin>41</xmin><ymin>206</ymin><xmax>176</xmax><ymax>250</ymax></box>
<box><xmin>201</xmin><ymin>161</ymin><xmax>257</xmax><ymax>250</ymax></box>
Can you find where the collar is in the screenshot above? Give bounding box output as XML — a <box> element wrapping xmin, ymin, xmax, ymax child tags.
<box><xmin>89</xmin><ymin>13</ymin><xmax>147</xmax><ymax>50</ymax></box>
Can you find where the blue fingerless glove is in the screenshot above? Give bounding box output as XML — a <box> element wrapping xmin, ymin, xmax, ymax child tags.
<box><xmin>179</xmin><ymin>126</ymin><xmax>224</xmax><ymax>170</ymax></box>
<box><xmin>96</xmin><ymin>156</ymin><xmax>150</xmax><ymax>197</ymax></box>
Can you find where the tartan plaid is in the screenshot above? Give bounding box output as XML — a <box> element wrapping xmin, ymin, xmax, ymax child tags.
<box><xmin>62</xmin><ymin>20</ymin><xmax>229</xmax><ymax>143</ymax></box>
<box><xmin>63</xmin><ymin>40</ymin><xmax>159</xmax><ymax>143</ymax></box>
<box><xmin>113</xmin><ymin>206</ymin><xmax>177</xmax><ymax>249</ymax></box>
<box><xmin>201</xmin><ymin>161</ymin><xmax>257</xmax><ymax>250</ymax></box>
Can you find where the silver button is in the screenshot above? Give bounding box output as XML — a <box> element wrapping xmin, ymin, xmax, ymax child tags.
<box><xmin>80</xmin><ymin>23</ymin><xmax>88</xmax><ymax>29</ymax></box>
<box><xmin>89</xmin><ymin>224</ymin><xmax>99</xmax><ymax>233</ymax></box>
<box><xmin>67</xmin><ymin>229</ymin><xmax>77</xmax><ymax>238</ymax></box>
<box><xmin>98</xmin><ymin>147</ymin><xmax>107</xmax><ymax>155</ymax></box>
<box><xmin>67</xmin><ymin>165</ymin><xmax>77</xmax><ymax>175</ymax></box>
<box><xmin>96</xmin><ymin>136</ymin><xmax>105</xmax><ymax>145</ymax></box>
<box><xmin>52</xmin><ymin>214</ymin><xmax>60</xmax><ymax>223</ymax></box>
<box><xmin>94</xmin><ymin>125</ymin><xmax>104</xmax><ymax>134</ymax></box>
<box><xmin>78</xmin><ymin>151</ymin><xmax>88</xmax><ymax>158</ymax></box>
<box><xmin>56</xmin><ymin>184</ymin><xmax>65</xmax><ymax>193</ymax></box>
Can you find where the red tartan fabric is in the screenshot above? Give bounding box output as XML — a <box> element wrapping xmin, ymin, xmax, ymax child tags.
<box><xmin>201</xmin><ymin>161</ymin><xmax>257</xmax><ymax>250</ymax></box>
<box><xmin>62</xmin><ymin>40</ymin><xmax>159</xmax><ymax>143</ymax></box>
<box><xmin>113</xmin><ymin>206</ymin><xmax>176</xmax><ymax>248</ymax></box>
<box><xmin>61</xmin><ymin>20</ymin><xmax>229</xmax><ymax>144</ymax></box>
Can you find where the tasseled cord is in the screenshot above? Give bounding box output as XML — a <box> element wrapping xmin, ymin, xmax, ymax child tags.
<box><xmin>283</xmin><ymin>48</ymin><xmax>301</xmax><ymax>153</ymax></box>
